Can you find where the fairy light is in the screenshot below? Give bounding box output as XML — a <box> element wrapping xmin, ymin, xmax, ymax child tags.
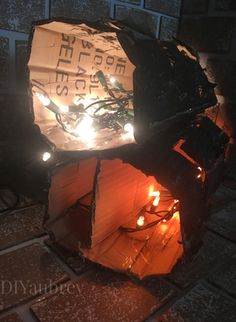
<box><xmin>149</xmin><ymin>190</ymin><xmax>160</xmax><ymax>206</ymax></box>
<box><xmin>109</xmin><ymin>76</ymin><xmax>116</xmax><ymax>84</ymax></box>
<box><xmin>36</xmin><ymin>92</ymin><xmax>50</xmax><ymax>106</ymax></box>
<box><xmin>137</xmin><ymin>215</ymin><xmax>145</xmax><ymax>227</ymax></box>
<box><xmin>73</xmin><ymin>115</ymin><xmax>96</xmax><ymax>141</ymax></box>
<box><xmin>197</xmin><ymin>166</ymin><xmax>203</xmax><ymax>180</ymax></box>
<box><xmin>124</xmin><ymin>123</ymin><xmax>134</xmax><ymax>135</ymax></box>
<box><xmin>59</xmin><ymin>105</ymin><xmax>69</xmax><ymax>113</ymax></box>
<box><xmin>42</xmin><ymin>152</ymin><xmax>51</xmax><ymax>162</ymax></box>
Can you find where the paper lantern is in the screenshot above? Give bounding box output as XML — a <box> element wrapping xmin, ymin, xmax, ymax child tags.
<box><xmin>47</xmin><ymin>157</ymin><xmax>183</xmax><ymax>278</ymax></box>
<box><xmin>29</xmin><ymin>20</ymin><xmax>228</xmax><ymax>278</ymax></box>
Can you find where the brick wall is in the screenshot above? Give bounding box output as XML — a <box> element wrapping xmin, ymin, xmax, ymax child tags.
<box><xmin>0</xmin><ymin>0</ymin><xmax>111</xmax><ymax>96</ymax></box>
<box><xmin>179</xmin><ymin>0</ymin><xmax>236</xmax><ymax>142</ymax></box>
<box><xmin>0</xmin><ymin>0</ymin><xmax>184</xmax><ymax>97</ymax></box>
<box><xmin>111</xmin><ymin>0</ymin><xmax>182</xmax><ymax>39</ymax></box>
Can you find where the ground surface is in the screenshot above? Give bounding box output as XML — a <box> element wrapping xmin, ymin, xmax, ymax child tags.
<box><xmin>0</xmin><ymin>183</ymin><xmax>236</xmax><ymax>322</ymax></box>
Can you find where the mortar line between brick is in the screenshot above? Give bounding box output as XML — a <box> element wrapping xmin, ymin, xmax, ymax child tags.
<box><xmin>145</xmin><ymin>277</ymin><xmax>209</xmax><ymax>322</ymax></box>
<box><xmin>206</xmin><ymin>226</ymin><xmax>236</xmax><ymax>245</ymax></box>
<box><xmin>202</xmin><ymin>280</ymin><xmax>236</xmax><ymax>301</ymax></box>
<box><xmin>110</xmin><ymin>0</ymin><xmax>116</xmax><ymax>19</ymax></box>
<box><xmin>113</xmin><ymin>1</ymin><xmax>179</xmax><ymax>20</ymax></box>
<box><xmin>45</xmin><ymin>0</ymin><xmax>50</xmax><ymax>19</ymax></box>
<box><xmin>0</xmin><ymin>235</ymin><xmax>48</xmax><ymax>256</ymax></box>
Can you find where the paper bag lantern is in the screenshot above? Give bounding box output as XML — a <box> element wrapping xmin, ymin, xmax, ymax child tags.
<box><xmin>28</xmin><ymin>20</ymin><xmax>136</xmax><ymax>151</ymax></box>
<box><xmin>29</xmin><ymin>20</ymin><xmax>228</xmax><ymax>278</ymax></box>
<box><xmin>28</xmin><ymin>20</ymin><xmax>217</xmax><ymax>152</ymax></box>
<box><xmin>47</xmin><ymin>157</ymin><xmax>183</xmax><ymax>278</ymax></box>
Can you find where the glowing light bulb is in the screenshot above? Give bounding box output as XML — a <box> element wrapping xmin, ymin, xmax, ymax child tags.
<box><xmin>74</xmin><ymin>115</ymin><xmax>95</xmax><ymax>141</ymax></box>
<box><xmin>150</xmin><ymin>191</ymin><xmax>160</xmax><ymax>207</ymax></box>
<box><xmin>137</xmin><ymin>215</ymin><xmax>145</xmax><ymax>227</ymax></box>
<box><xmin>35</xmin><ymin>92</ymin><xmax>50</xmax><ymax>106</ymax></box>
<box><xmin>197</xmin><ymin>166</ymin><xmax>202</xmax><ymax>171</ymax></box>
<box><xmin>110</xmin><ymin>77</ymin><xmax>116</xmax><ymax>84</ymax></box>
<box><xmin>197</xmin><ymin>174</ymin><xmax>202</xmax><ymax>179</ymax></box>
<box><xmin>124</xmin><ymin>123</ymin><xmax>134</xmax><ymax>135</ymax></box>
<box><xmin>42</xmin><ymin>152</ymin><xmax>51</xmax><ymax>162</ymax></box>
<box><xmin>59</xmin><ymin>105</ymin><xmax>69</xmax><ymax>113</ymax></box>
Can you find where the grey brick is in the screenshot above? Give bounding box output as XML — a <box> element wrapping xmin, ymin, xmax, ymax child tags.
<box><xmin>210</xmin><ymin>184</ymin><xmax>236</xmax><ymax>213</ymax></box>
<box><xmin>183</xmin><ymin>0</ymin><xmax>209</xmax><ymax>13</ymax></box>
<box><xmin>0</xmin><ymin>37</ymin><xmax>10</xmax><ymax>90</ymax></box>
<box><xmin>31</xmin><ymin>269</ymin><xmax>176</xmax><ymax>322</ymax></box>
<box><xmin>215</xmin><ymin>0</ymin><xmax>236</xmax><ymax>11</ymax></box>
<box><xmin>159</xmin><ymin>16</ymin><xmax>179</xmax><ymax>40</ymax></box>
<box><xmin>0</xmin><ymin>243</ymin><xmax>69</xmax><ymax>311</ymax></box>
<box><xmin>180</xmin><ymin>17</ymin><xmax>235</xmax><ymax>53</ymax></box>
<box><xmin>154</xmin><ymin>283</ymin><xmax>236</xmax><ymax>322</ymax></box>
<box><xmin>168</xmin><ymin>232</ymin><xmax>236</xmax><ymax>288</ymax></box>
<box><xmin>0</xmin><ymin>0</ymin><xmax>46</xmax><ymax>33</ymax></box>
<box><xmin>207</xmin><ymin>202</ymin><xmax>236</xmax><ymax>242</ymax></box>
<box><xmin>0</xmin><ymin>313</ymin><xmax>23</xmax><ymax>322</ymax></box>
<box><xmin>0</xmin><ymin>204</ymin><xmax>46</xmax><ymax>251</ymax></box>
<box><xmin>206</xmin><ymin>58</ymin><xmax>236</xmax><ymax>100</ymax></box>
<box><xmin>208</xmin><ymin>255</ymin><xmax>236</xmax><ymax>297</ymax></box>
<box><xmin>145</xmin><ymin>0</ymin><xmax>182</xmax><ymax>17</ymax></box>
<box><xmin>51</xmin><ymin>0</ymin><xmax>110</xmax><ymax>21</ymax></box>
<box><xmin>15</xmin><ymin>40</ymin><xmax>29</xmax><ymax>90</ymax></box>
<box><xmin>115</xmin><ymin>5</ymin><xmax>158</xmax><ymax>36</ymax></box>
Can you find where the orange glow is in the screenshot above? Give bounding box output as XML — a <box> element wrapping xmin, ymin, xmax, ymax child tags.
<box><xmin>160</xmin><ymin>223</ymin><xmax>168</xmax><ymax>233</ymax></box>
<box><xmin>197</xmin><ymin>166</ymin><xmax>202</xmax><ymax>171</ymax></box>
<box><xmin>174</xmin><ymin>139</ymin><xmax>196</xmax><ymax>165</ymax></box>
<box><xmin>173</xmin><ymin>211</ymin><xmax>180</xmax><ymax>221</ymax></box>
<box><xmin>197</xmin><ymin>174</ymin><xmax>201</xmax><ymax>179</ymax></box>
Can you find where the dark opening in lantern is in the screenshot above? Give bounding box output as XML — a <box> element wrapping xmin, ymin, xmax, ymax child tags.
<box><xmin>29</xmin><ymin>20</ymin><xmax>229</xmax><ymax>278</ymax></box>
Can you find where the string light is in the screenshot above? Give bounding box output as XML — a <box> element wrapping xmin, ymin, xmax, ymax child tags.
<box><xmin>59</xmin><ymin>105</ymin><xmax>69</xmax><ymax>113</ymax></box>
<box><xmin>149</xmin><ymin>190</ymin><xmax>160</xmax><ymax>212</ymax></box>
<box><xmin>35</xmin><ymin>70</ymin><xmax>134</xmax><ymax>143</ymax></box>
<box><xmin>124</xmin><ymin>123</ymin><xmax>134</xmax><ymax>135</ymax></box>
<box><xmin>197</xmin><ymin>166</ymin><xmax>203</xmax><ymax>180</ymax></box>
<box><xmin>109</xmin><ymin>76</ymin><xmax>116</xmax><ymax>84</ymax></box>
<box><xmin>42</xmin><ymin>152</ymin><xmax>51</xmax><ymax>162</ymax></box>
<box><xmin>73</xmin><ymin>115</ymin><xmax>96</xmax><ymax>141</ymax></box>
<box><xmin>36</xmin><ymin>92</ymin><xmax>50</xmax><ymax>106</ymax></box>
<box><xmin>137</xmin><ymin>215</ymin><xmax>145</xmax><ymax>227</ymax></box>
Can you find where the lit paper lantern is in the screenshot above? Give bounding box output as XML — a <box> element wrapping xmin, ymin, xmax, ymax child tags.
<box><xmin>29</xmin><ymin>20</ymin><xmax>228</xmax><ymax>278</ymax></box>
<box><xmin>47</xmin><ymin>157</ymin><xmax>183</xmax><ymax>278</ymax></box>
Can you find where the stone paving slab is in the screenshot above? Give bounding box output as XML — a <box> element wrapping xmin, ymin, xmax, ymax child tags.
<box><xmin>0</xmin><ymin>312</ymin><xmax>23</xmax><ymax>322</ymax></box>
<box><xmin>31</xmin><ymin>268</ymin><xmax>176</xmax><ymax>322</ymax></box>
<box><xmin>210</xmin><ymin>185</ymin><xmax>236</xmax><ymax>213</ymax></box>
<box><xmin>0</xmin><ymin>205</ymin><xmax>46</xmax><ymax>251</ymax></box>
<box><xmin>45</xmin><ymin>240</ymin><xmax>93</xmax><ymax>275</ymax></box>
<box><xmin>167</xmin><ymin>231</ymin><xmax>236</xmax><ymax>288</ymax></box>
<box><xmin>153</xmin><ymin>283</ymin><xmax>236</xmax><ymax>322</ymax></box>
<box><xmin>0</xmin><ymin>243</ymin><xmax>69</xmax><ymax>312</ymax></box>
<box><xmin>207</xmin><ymin>201</ymin><xmax>236</xmax><ymax>242</ymax></box>
<box><xmin>208</xmin><ymin>254</ymin><xmax>236</xmax><ymax>298</ymax></box>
